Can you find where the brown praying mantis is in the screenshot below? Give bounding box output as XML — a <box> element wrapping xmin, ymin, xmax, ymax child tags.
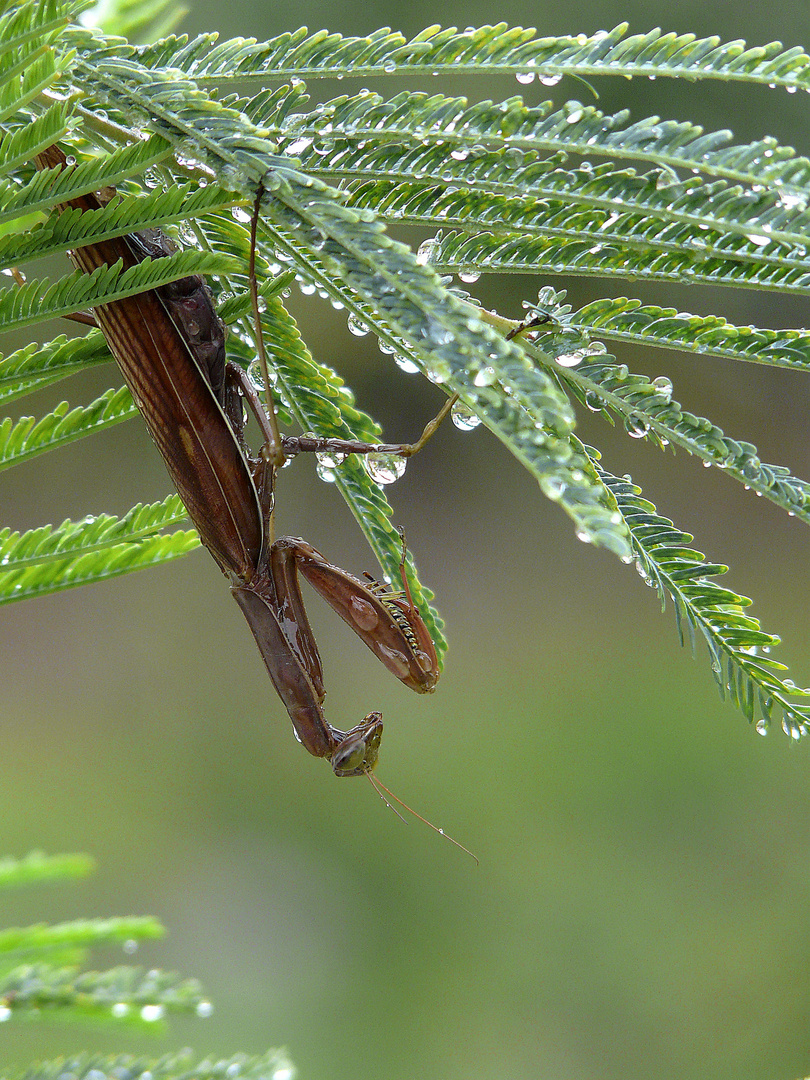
<box><xmin>32</xmin><ymin>146</ymin><xmax>458</xmax><ymax>792</ymax></box>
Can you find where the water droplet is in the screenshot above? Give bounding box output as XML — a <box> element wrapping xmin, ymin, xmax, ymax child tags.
<box><xmin>451</xmin><ymin>401</ymin><xmax>481</xmax><ymax>430</ymax></box>
<box><xmin>364</xmin><ymin>454</ymin><xmax>407</xmax><ymax>485</ymax></box>
<box><xmin>0</xmin><ymin>1006</ymin><xmax>10</xmax><ymax>1022</ymax></box>
<box><xmin>540</xmin><ymin>73</ymin><xmax>562</xmax><ymax>86</ymax></box>
<box><xmin>417</xmin><ymin>239</ymin><xmax>439</xmax><ymax>264</ymax></box>
<box><xmin>425</xmin><ymin>359</ymin><xmax>451</xmax><ymax>384</ymax></box>
<box><xmin>140</xmin><ymin>1004</ymin><xmax>164</xmax><ymax>1022</ymax></box>
<box><xmin>196</xmin><ymin>1001</ymin><xmax>214</xmax><ymax>1018</ymax></box>
<box><xmin>347</xmin><ymin>315</ymin><xmax>369</xmax><ymax>337</ymax></box>
<box><xmin>783</xmin><ymin>716</ymin><xmax>803</xmax><ymax>740</ymax></box>
<box><xmin>112</xmin><ymin>1002</ymin><xmax>130</xmax><ymax>1018</ymax></box>
<box><xmin>516</xmin><ymin>71</ymin><xmax>536</xmax><ymax>85</ymax></box>
<box><xmin>651</xmin><ymin>375</ymin><xmax>673</xmax><ymax>402</ymax></box>
<box><xmin>540</xmin><ymin>475</ymin><xmax>567</xmax><ymax>500</ymax></box>
<box><xmin>459</xmin><ymin>270</ymin><xmax>480</xmax><ymax>283</ymax></box>
<box><xmin>271</xmin><ymin>1069</ymin><xmax>294</xmax><ymax>1080</ymax></box>
<box><xmin>123</xmin><ymin>939</ymin><xmax>138</xmax><ymax>955</ymax></box>
<box><xmin>394</xmin><ymin>354</ymin><xmax>420</xmax><ymax>374</ymax></box>
<box><xmin>756</xmin><ymin>719</ymin><xmax>768</xmax><ymax>736</ymax></box>
<box><xmin>555</xmin><ymin>351</ymin><xmax>583</xmax><ymax>367</ymax></box>
<box><xmin>585</xmin><ymin>391</ymin><xmax>604</xmax><ymax>412</ymax></box>
<box><xmin>473</xmin><ymin>366</ymin><xmax>496</xmax><ymax>387</ymax></box>
<box><xmin>625</xmin><ymin>413</ymin><xmax>650</xmax><ymax>439</ymax></box>
<box><xmin>316</xmin><ymin>449</ymin><xmax>347</xmax><ymax>470</ymax></box>
<box><xmin>285</xmin><ymin>137</ymin><xmax>312</xmax><ymax>156</ymax></box>
<box><xmin>383</xmin><ymin>60</ymin><xmax>396</xmax><ymax>73</ymax></box>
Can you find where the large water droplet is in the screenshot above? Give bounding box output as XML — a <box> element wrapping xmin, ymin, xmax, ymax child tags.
<box><xmin>364</xmin><ymin>454</ymin><xmax>407</xmax><ymax>485</ymax></box>
<box><xmin>555</xmin><ymin>351</ymin><xmax>584</xmax><ymax>367</ymax></box>
<box><xmin>451</xmin><ymin>401</ymin><xmax>482</xmax><ymax>430</ymax></box>
<box><xmin>417</xmin><ymin>239</ymin><xmax>439</xmax><ymax>264</ymax></box>
<box><xmin>394</xmin><ymin>354</ymin><xmax>420</xmax><ymax>374</ymax></box>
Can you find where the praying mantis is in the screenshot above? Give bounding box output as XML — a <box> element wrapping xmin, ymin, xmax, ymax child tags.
<box><xmin>33</xmin><ymin>145</ymin><xmax>454</xmax><ymax>781</ymax></box>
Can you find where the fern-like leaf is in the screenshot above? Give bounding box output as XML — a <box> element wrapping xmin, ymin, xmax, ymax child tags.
<box><xmin>0</xmin><ymin>332</ymin><xmax>112</xmax><ymax>405</ymax></box>
<box><xmin>0</xmin><ymin>963</ymin><xmax>205</xmax><ymax>1023</ymax></box>
<box><xmin>0</xmin><ymin>851</ymin><xmax>94</xmax><ymax>890</ymax></box>
<box><xmin>9</xmin><ymin>1051</ymin><xmax>295</xmax><ymax>1080</ymax></box>
<box><xmin>0</xmin><ymin>918</ymin><xmax>164</xmax><ymax>961</ymax></box>
<box><xmin>596</xmin><ymin>459</ymin><xmax>810</xmax><ymax>737</ymax></box>
<box><xmin>142</xmin><ymin>25</ymin><xmax>810</xmax><ymax>93</ymax></box>
<box><xmin>0</xmin><ymin>387</ymin><xmax>137</xmax><ymax>469</ymax></box>
<box><xmin>0</xmin><ymin>528</ymin><xmax>200</xmax><ymax>604</ymax></box>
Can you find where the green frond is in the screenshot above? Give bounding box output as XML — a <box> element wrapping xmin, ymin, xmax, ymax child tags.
<box><xmin>0</xmin><ymin>526</ymin><xmax>199</xmax><ymax>604</ymax></box>
<box><xmin>0</xmin><ymin>851</ymin><xmax>95</xmax><ymax>890</ymax></box>
<box><xmin>0</xmin><ymin>1</ymin><xmax>72</xmax><ymax>125</ymax></box>
<box><xmin>0</xmin><ymin>100</ymin><xmax>69</xmax><ymax>173</ymax></box>
<box><xmin>285</xmin><ymin>132</ymin><xmax>806</xmax><ymax>243</ymax></box>
<box><xmin>570</xmin><ymin>297</ymin><xmax>810</xmax><ymax>373</ymax></box>
<box><xmin>0</xmin><ymin>494</ymin><xmax>188</xmax><ymax>567</ymax></box>
<box><xmin>596</xmin><ymin>460</ymin><xmax>810</xmax><ymax>738</ymax></box>
<box><xmin>346</xmin><ymin>186</ymin><xmax>810</xmax><ymax>301</ymax></box>
<box><xmin>0</xmin><ymin>917</ymin><xmax>163</xmax><ymax>961</ymax></box>
<box><xmin>0</xmin><ymin>249</ymin><xmax>238</xmax><ymax>332</ymax></box>
<box><xmin>0</xmin><ymin>331</ymin><xmax>111</xmax><ymax>405</ymax></box>
<box><xmin>10</xmin><ymin>1050</ymin><xmax>294</xmax><ymax>1080</ymax></box>
<box><xmin>139</xmin><ymin>25</ymin><xmax>810</xmax><ymax>94</ymax></box>
<box><xmin>61</xmin><ymin>42</ymin><xmax>578</xmax><ymax>442</ymax></box>
<box><xmin>0</xmin><ymin>182</ymin><xmax>238</xmax><ymax>268</ymax></box>
<box><xmin>0</xmin><ymin>134</ymin><xmax>176</xmax><ymax>226</ymax></box>
<box><xmin>510</xmin><ymin>297</ymin><xmax>810</xmax><ymax>524</ymax></box>
<box><xmin>0</xmin><ymin>963</ymin><xmax>205</xmax><ymax>1024</ymax></box>
<box><xmin>254</xmin><ymin>86</ymin><xmax>810</xmax><ymax>193</ymax></box>
<box><xmin>426</xmin><ymin>228</ymin><xmax>810</xmax><ymax>296</ymax></box>
<box><xmin>0</xmin><ymin>387</ymin><xmax>137</xmax><ymax>470</ymax></box>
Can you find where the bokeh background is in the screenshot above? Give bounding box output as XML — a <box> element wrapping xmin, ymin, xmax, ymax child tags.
<box><xmin>4</xmin><ymin>0</ymin><xmax>810</xmax><ymax>1078</ymax></box>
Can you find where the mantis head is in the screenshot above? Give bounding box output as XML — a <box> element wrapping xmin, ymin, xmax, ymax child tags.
<box><xmin>330</xmin><ymin>712</ymin><xmax>384</xmax><ymax>776</ymax></box>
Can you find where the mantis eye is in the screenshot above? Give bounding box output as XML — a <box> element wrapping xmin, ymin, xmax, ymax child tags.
<box><xmin>331</xmin><ymin>714</ymin><xmax>383</xmax><ymax>777</ymax></box>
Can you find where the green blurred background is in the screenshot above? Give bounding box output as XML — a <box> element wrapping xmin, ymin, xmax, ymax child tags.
<box><xmin>4</xmin><ymin>0</ymin><xmax>810</xmax><ymax>1078</ymax></box>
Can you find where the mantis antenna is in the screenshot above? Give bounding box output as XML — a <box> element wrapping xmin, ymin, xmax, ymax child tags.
<box><xmin>364</xmin><ymin>770</ymin><xmax>479</xmax><ymax>865</ymax></box>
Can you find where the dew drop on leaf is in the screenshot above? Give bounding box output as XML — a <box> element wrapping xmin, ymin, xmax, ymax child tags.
<box><xmin>451</xmin><ymin>401</ymin><xmax>482</xmax><ymax>431</ymax></box>
<box><xmin>364</xmin><ymin>454</ymin><xmax>407</xmax><ymax>485</ymax></box>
